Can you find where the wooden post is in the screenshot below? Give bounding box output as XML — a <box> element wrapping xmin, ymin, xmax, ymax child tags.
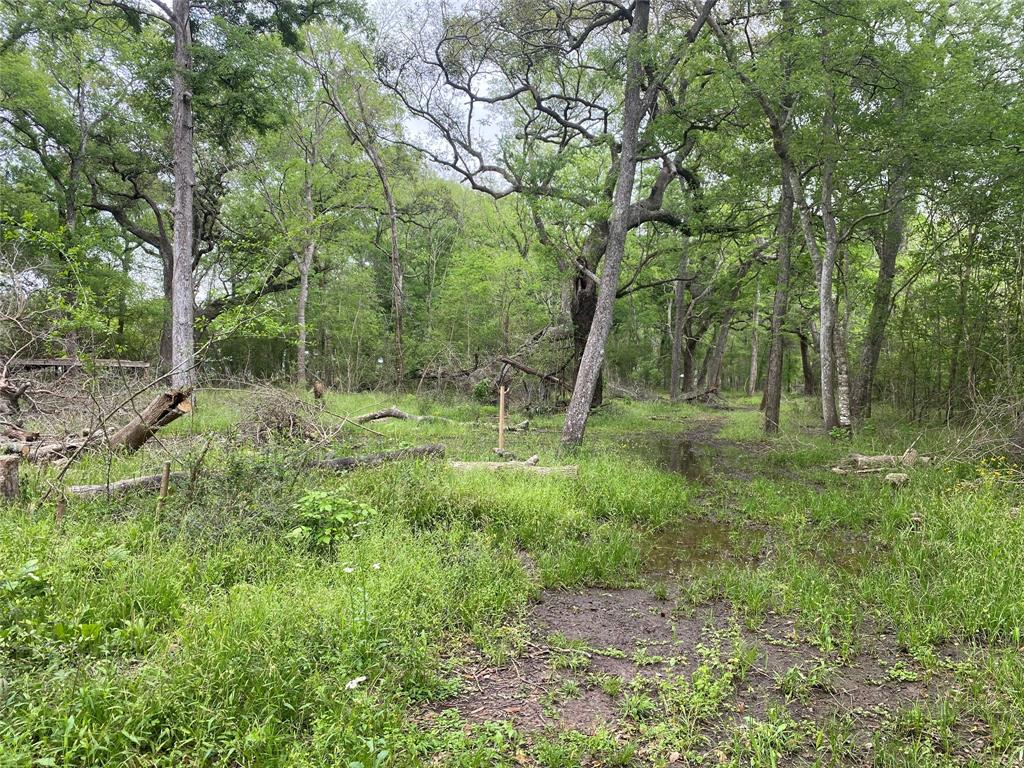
<box><xmin>155</xmin><ymin>461</ymin><xmax>172</xmax><ymax>514</ymax></box>
<box><xmin>498</xmin><ymin>386</ymin><xmax>506</xmax><ymax>452</ymax></box>
<box><xmin>0</xmin><ymin>456</ymin><xmax>19</xmax><ymax>501</ymax></box>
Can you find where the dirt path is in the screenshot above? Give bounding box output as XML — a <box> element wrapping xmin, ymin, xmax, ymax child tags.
<box><xmin>419</xmin><ymin>413</ymin><xmax>971</xmax><ymax>763</ymax></box>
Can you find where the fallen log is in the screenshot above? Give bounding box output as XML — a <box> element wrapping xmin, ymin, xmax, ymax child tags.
<box><xmin>67</xmin><ymin>471</ymin><xmax>188</xmax><ymax>499</ymax></box>
<box><xmin>24</xmin><ymin>430</ymin><xmax>104</xmax><ymax>461</ymax></box>
<box><xmin>450</xmin><ymin>456</ymin><xmax>578</xmax><ymax>477</ymax></box>
<box><xmin>2</xmin><ymin>426</ymin><xmax>38</xmax><ymax>442</ymax></box>
<box><xmin>109</xmin><ymin>388</ymin><xmax>192</xmax><ymax>451</ymax></box>
<box><xmin>316</xmin><ymin>443</ymin><xmax>446</xmax><ymax>472</ymax></box>
<box><xmin>837</xmin><ymin>448</ymin><xmax>931</xmax><ymax>471</ymax></box>
<box><xmin>354</xmin><ymin>406</ymin><xmax>422</xmax><ymax>424</ymax></box>
<box><xmin>0</xmin><ymin>455</ymin><xmax>19</xmax><ymax>500</ymax></box>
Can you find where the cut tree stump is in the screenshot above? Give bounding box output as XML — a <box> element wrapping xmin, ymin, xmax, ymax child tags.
<box><xmin>316</xmin><ymin>443</ymin><xmax>446</xmax><ymax>472</ymax></box>
<box><xmin>67</xmin><ymin>471</ymin><xmax>188</xmax><ymax>499</ymax></box>
<box><xmin>885</xmin><ymin>472</ymin><xmax>910</xmax><ymax>488</ymax></box>
<box><xmin>109</xmin><ymin>388</ymin><xmax>193</xmax><ymax>452</ymax></box>
<box><xmin>0</xmin><ymin>456</ymin><xmax>19</xmax><ymax>500</ymax></box>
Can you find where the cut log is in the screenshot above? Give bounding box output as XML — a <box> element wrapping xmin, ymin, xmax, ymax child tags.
<box><xmin>2</xmin><ymin>426</ymin><xmax>39</xmax><ymax>442</ymax></box>
<box><xmin>450</xmin><ymin>458</ymin><xmax>578</xmax><ymax>476</ymax></box>
<box><xmin>67</xmin><ymin>471</ymin><xmax>188</xmax><ymax>499</ymax></box>
<box><xmin>354</xmin><ymin>406</ymin><xmax>420</xmax><ymax>424</ymax></box>
<box><xmin>0</xmin><ymin>456</ymin><xmax>19</xmax><ymax>500</ymax></box>
<box><xmin>8</xmin><ymin>358</ymin><xmax>150</xmax><ymax>370</ymax></box>
<box><xmin>352</xmin><ymin>406</ymin><xmax>453</xmax><ymax>426</ymax></box>
<box><xmin>25</xmin><ymin>430</ymin><xmax>103</xmax><ymax>461</ymax></box>
<box><xmin>840</xmin><ymin>449</ymin><xmax>930</xmax><ymax>470</ymax></box>
<box><xmin>108</xmin><ymin>388</ymin><xmax>192</xmax><ymax>452</ymax></box>
<box><xmin>316</xmin><ymin>443</ymin><xmax>446</xmax><ymax>472</ymax></box>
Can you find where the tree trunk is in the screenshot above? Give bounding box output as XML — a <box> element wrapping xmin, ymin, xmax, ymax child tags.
<box><xmin>799</xmin><ymin>331</ymin><xmax>816</xmax><ymax>395</ymax></box>
<box><xmin>669</xmin><ymin>242</ymin><xmax>690</xmax><ymax>402</ymax></box>
<box><xmin>109</xmin><ymin>388</ymin><xmax>193</xmax><ymax>452</ymax></box>
<box><xmin>852</xmin><ymin>172</ymin><xmax>908</xmax><ymax>418</ymax></box>
<box><xmin>0</xmin><ymin>456</ymin><xmax>19</xmax><ymax>500</ymax></box>
<box><xmin>746</xmin><ymin>278</ymin><xmax>761</xmax><ymax>397</ymax></box>
<box><xmin>764</xmin><ymin>172</ymin><xmax>794</xmax><ymax>433</ymax></box>
<box><xmin>170</xmin><ymin>0</ymin><xmax>196</xmax><ymax>389</ymax></box>
<box><xmin>316</xmin><ymin>443</ymin><xmax>445</xmax><ymax>472</ymax></box>
<box><xmin>682</xmin><ymin>334</ymin><xmax>697</xmax><ymax>392</ymax></box>
<box><xmin>561</xmin><ymin>0</ymin><xmax>649</xmax><ymax>448</ymax></box>
<box><xmin>704</xmin><ymin>313</ymin><xmax>734</xmax><ymax>392</ymax></box>
<box><xmin>296</xmin><ymin>253</ymin><xmax>311</xmax><ymax>386</ymax></box>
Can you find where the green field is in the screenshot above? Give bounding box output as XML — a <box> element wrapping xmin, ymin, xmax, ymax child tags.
<box><xmin>2</xmin><ymin>391</ymin><xmax>1022</xmax><ymax>767</ymax></box>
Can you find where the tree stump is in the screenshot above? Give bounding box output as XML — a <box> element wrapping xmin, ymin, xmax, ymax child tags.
<box><xmin>0</xmin><ymin>456</ymin><xmax>20</xmax><ymax>500</ymax></box>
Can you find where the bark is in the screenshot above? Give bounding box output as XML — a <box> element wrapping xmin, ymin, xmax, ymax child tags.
<box><xmin>316</xmin><ymin>443</ymin><xmax>445</xmax><ymax>472</ymax></box>
<box><xmin>570</xmin><ymin>267</ymin><xmax>601</xmax><ymax>405</ymax></box>
<box><xmin>682</xmin><ymin>335</ymin><xmax>697</xmax><ymax>392</ymax></box>
<box><xmin>296</xmin><ymin>255</ymin><xmax>311</xmax><ymax>385</ymax></box>
<box><xmin>799</xmin><ymin>331</ymin><xmax>816</xmax><ymax>395</ymax></box>
<box><xmin>746</xmin><ymin>278</ymin><xmax>760</xmax><ymax>397</ymax></box>
<box><xmin>669</xmin><ymin>241</ymin><xmax>690</xmax><ymax>402</ymax></box>
<box><xmin>67</xmin><ymin>471</ymin><xmax>188</xmax><ymax>499</ymax></box>
<box><xmin>170</xmin><ymin>0</ymin><xmax>196</xmax><ymax>389</ymax></box>
<box><xmin>0</xmin><ymin>456</ymin><xmax>19</xmax><ymax>500</ymax></box>
<box><xmin>108</xmin><ymin>388</ymin><xmax>193</xmax><ymax>452</ymax></box>
<box><xmin>764</xmin><ymin>173</ymin><xmax>795</xmax><ymax>433</ymax></box>
<box><xmin>353</xmin><ymin>406</ymin><xmax>424</xmax><ymax>424</ymax></box>
<box><xmin>561</xmin><ymin>0</ymin><xmax>651</xmax><ymax>448</ymax></box>
<box><xmin>834</xmin><ymin>256</ymin><xmax>853</xmax><ymax>431</ymax></box>
<box><xmin>704</xmin><ymin>314</ymin><xmax>734</xmax><ymax>392</ymax></box>
<box><xmin>852</xmin><ymin>171</ymin><xmax>908</xmax><ymax>418</ymax></box>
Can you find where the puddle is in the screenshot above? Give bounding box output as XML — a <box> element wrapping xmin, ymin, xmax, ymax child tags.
<box><xmin>612</xmin><ymin>433</ymin><xmax>707</xmax><ymax>479</ymax></box>
<box><xmin>655</xmin><ymin>436</ymin><xmax>705</xmax><ymax>479</ymax></box>
<box><xmin>647</xmin><ymin>517</ymin><xmax>764</xmax><ymax>574</ymax></box>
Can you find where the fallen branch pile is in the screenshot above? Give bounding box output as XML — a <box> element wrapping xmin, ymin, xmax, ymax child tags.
<box><xmin>2</xmin><ymin>388</ymin><xmax>192</xmax><ymax>461</ymax></box>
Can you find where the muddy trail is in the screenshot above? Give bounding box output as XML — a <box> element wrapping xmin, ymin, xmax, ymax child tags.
<box><xmin>422</xmin><ymin>415</ymin><xmax>974</xmax><ymax>764</ymax></box>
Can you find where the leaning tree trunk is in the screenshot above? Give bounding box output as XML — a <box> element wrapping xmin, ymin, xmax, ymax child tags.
<box><xmin>561</xmin><ymin>0</ymin><xmax>650</xmax><ymax>448</ymax></box>
<box><xmin>170</xmin><ymin>0</ymin><xmax>196</xmax><ymax>389</ymax></box>
<box><xmin>853</xmin><ymin>172</ymin><xmax>908</xmax><ymax>418</ymax></box>
<box><xmin>764</xmin><ymin>173</ymin><xmax>794</xmax><ymax>433</ymax></box>
<box><xmin>746</xmin><ymin>279</ymin><xmax>761</xmax><ymax>397</ymax></box>
<box><xmin>569</xmin><ymin>272</ymin><xmax>603</xmax><ymax>407</ymax></box>
<box><xmin>109</xmin><ymin>388</ymin><xmax>193</xmax><ymax>452</ymax></box>
<box><xmin>705</xmin><ymin>313</ymin><xmax>735</xmax><ymax>392</ymax></box>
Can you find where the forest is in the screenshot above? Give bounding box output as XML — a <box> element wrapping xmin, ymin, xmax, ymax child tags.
<box><xmin>1</xmin><ymin>0</ymin><xmax>1023</xmax><ymax>765</ymax></box>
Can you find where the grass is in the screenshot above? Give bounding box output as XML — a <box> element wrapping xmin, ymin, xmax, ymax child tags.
<box><xmin>1</xmin><ymin>388</ymin><xmax>1022</xmax><ymax>765</ymax></box>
